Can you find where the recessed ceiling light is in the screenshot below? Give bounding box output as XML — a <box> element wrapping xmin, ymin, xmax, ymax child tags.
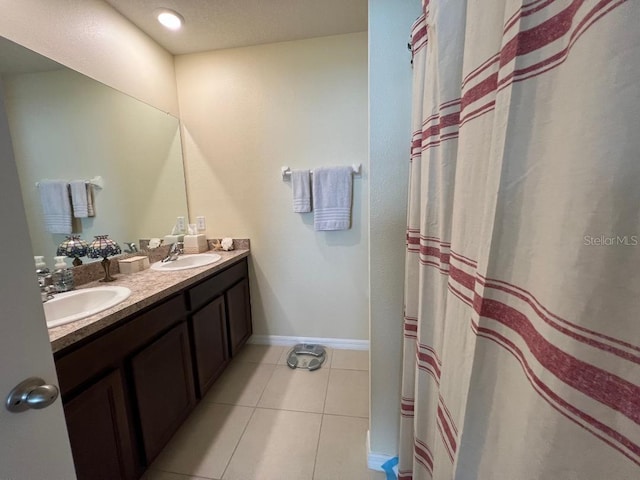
<box><xmin>156</xmin><ymin>9</ymin><xmax>183</xmax><ymax>30</ymax></box>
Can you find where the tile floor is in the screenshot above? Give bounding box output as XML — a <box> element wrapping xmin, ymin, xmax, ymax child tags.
<box><xmin>143</xmin><ymin>345</ymin><xmax>386</xmax><ymax>480</ymax></box>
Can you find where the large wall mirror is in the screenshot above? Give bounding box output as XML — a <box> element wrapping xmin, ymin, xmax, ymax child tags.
<box><xmin>0</xmin><ymin>36</ymin><xmax>189</xmax><ymax>266</ymax></box>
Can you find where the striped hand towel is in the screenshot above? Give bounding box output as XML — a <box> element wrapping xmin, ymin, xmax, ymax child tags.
<box><xmin>86</xmin><ymin>183</ymin><xmax>96</xmax><ymax>217</ymax></box>
<box><xmin>70</xmin><ymin>181</ymin><xmax>88</xmax><ymax>218</ymax></box>
<box><xmin>312</xmin><ymin>166</ymin><xmax>353</xmax><ymax>231</ymax></box>
<box><xmin>292</xmin><ymin>169</ymin><xmax>311</xmax><ymax>213</ymax></box>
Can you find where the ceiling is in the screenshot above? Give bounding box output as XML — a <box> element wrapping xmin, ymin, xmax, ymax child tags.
<box><xmin>104</xmin><ymin>0</ymin><xmax>368</xmax><ymax>55</ymax></box>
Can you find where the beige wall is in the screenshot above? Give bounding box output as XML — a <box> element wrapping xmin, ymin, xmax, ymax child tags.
<box><xmin>0</xmin><ymin>0</ymin><xmax>178</xmax><ymax>115</ymax></box>
<box><xmin>369</xmin><ymin>0</ymin><xmax>421</xmax><ymax>457</ymax></box>
<box><xmin>175</xmin><ymin>33</ymin><xmax>369</xmax><ymax>340</ymax></box>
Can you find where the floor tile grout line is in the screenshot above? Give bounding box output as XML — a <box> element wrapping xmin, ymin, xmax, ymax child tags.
<box><xmin>232</xmin><ymin>353</ymin><xmax>285</xmax><ymax>366</ymax></box>
<box><xmin>256</xmin><ymin>361</ymin><xmax>331</xmax><ymax>411</ymax></box>
<box><xmin>248</xmin><ymin>365</ymin><xmax>331</xmax><ymax>415</ymax></box>
<box><xmin>234</xmin><ymin>344</ymin><xmax>286</xmax><ymax>362</ymax></box>
<box><xmin>311</xmin><ymin>413</ymin><xmax>326</xmax><ymax>480</ymax></box>
<box><xmin>321</xmin><ymin>412</ymin><xmax>371</xmax><ymax>420</ymax></box>
<box><xmin>254</xmin><ymin>362</ymin><xmax>279</xmax><ymax>407</ymax></box>
<box><xmin>331</xmin><ymin>367</ymin><xmax>369</xmax><ymax>372</ymax></box>
<box><xmin>255</xmin><ymin>404</ymin><xmax>323</xmax><ymax>415</ymax></box>
<box><xmin>151</xmin><ymin>466</ymin><xmax>217</xmax><ymax>480</ymax></box>
<box><xmin>320</xmin><ymin>365</ymin><xmax>330</xmax><ymax>415</ymax></box>
<box><xmin>328</xmin><ymin>366</ymin><xmax>370</xmax><ymax>372</ymax></box>
<box><xmin>329</xmin><ymin>350</ymin><xmax>369</xmax><ymax>371</ymax></box>
<box><xmin>207</xmin><ymin>359</ymin><xmax>278</xmax><ymax>408</ymax></box>
<box><xmin>219</xmin><ymin>405</ymin><xmax>258</xmax><ymax>480</ymax></box>
<box><xmin>213</xmin><ymin>350</ymin><xmax>279</xmax><ymax>479</ymax></box>
<box><xmin>322</xmin><ymin>368</ymin><xmax>332</xmax><ymax>415</ymax></box>
<box><xmin>323</xmin><ymin>367</ymin><xmax>369</xmax><ymax>419</ymax></box>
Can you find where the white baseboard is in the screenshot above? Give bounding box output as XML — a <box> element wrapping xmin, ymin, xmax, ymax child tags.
<box><xmin>248</xmin><ymin>334</ymin><xmax>369</xmax><ymax>350</ymax></box>
<box><xmin>367</xmin><ymin>430</ymin><xmax>397</xmax><ymax>472</ymax></box>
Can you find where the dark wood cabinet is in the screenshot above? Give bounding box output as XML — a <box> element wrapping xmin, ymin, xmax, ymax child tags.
<box><xmin>64</xmin><ymin>370</ymin><xmax>136</xmax><ymax>480</ymax></box>
<box><xmin>191</xmin><ymin>296</ymin><xmax>229</xmax><ymax>396</ymax></box>
<box><xmin>187</xmin><ymin>258</ymin><xmax>252</xmax><ymax>359</ymax></box>
<box><xmin>226</xmin><ymin>278</ymin><xmax>252</xmax><ymax>356</ymax></box>
<box><xmin>54</xmin><ymin>256</ymin><xmax>252</xmax><ymax>480</ymax></box>
<box><xmin>131</xmin><ymin>322</ymin><xmax>196</xmax><ymax>463</ymax></box>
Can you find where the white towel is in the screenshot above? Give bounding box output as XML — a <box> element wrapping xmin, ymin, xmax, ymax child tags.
<box><xmin>312</xmin><ymin>166</ymin><xmax>353</xmax><ymax>231</ymax></box>
<box><xmin>86</xmin><ymin>183</ymin><xmax>95</xmax><ymax>217</ymax></box>
<box><xmin>292</xmin><ymin>169</ymin><xmax>311</xmax><ymax>213</ymax></box>
<box><xmin>38</xmin><ymin>180</ymin><xmax>72</xmax><ymax>234</ymax></box>
<box><xmin>70</xmin><ymin>181</ymin><xmax>89</xmax><ymax>218</ymax></box>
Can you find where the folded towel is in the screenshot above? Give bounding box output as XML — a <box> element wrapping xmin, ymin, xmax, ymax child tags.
<box><xmin>292</xmin><ymin>169</ymin><xmax>311</xmax><ymax>213</ymax></box>
<box><xmin>70</xmin><ymin>181</ymin><xmax>89</xmax><ymax>218</ymax></box>
<box><xmin>86</xmin><ymin>183</ymin><xmax>95</xmax><ymax>217</ymax></box>
<box><xmin>38</xmin><ymin>180</ymin><xmax>72</xmax><ymax>234</ymax></box>
<box><xmin>312</xmin><ymin>166</ymin><xmax>353</xmax><ymax>231</ymax></box>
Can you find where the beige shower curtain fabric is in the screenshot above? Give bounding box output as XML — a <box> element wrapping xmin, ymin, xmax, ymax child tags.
<box><xmin>400</xmin><ymin>1</ymin><xmax>640</xmax><ymax>479</ymax></box>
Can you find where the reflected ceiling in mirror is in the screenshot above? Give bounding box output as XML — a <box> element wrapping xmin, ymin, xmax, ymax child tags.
<box><xmin>0</xmin><ymin>36</ymin><xmax>189</xmax><ymax>267</ymax></box>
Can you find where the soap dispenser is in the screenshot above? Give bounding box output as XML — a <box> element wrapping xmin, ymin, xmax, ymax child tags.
<box><xmin>52</xmin><ymin>256</ymin><xmax>74</xmax><ymax>292</ymax></box>
<box><xmin>34</xmin><ymin>256</ymin><xmax>49</xmax><ymax>275</ymax></box>
<box><xmin>35</xmin><ymin>256</ymin><xmax>53</xmax><ymax>297</ymax></box>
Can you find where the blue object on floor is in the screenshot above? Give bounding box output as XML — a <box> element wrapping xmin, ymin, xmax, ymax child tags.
<box><xmin>381</xmin><ymin>456</ymin><xmax>399</xmax><ymax>480</ymax></box>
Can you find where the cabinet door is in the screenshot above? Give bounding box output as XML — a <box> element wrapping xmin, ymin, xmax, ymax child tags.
<box><xmin>131</xmin><ymin>322</ymin><xmax>196</xmax><ymax>463</ymax></box>
<box><xmin>226</xmin><ymin>278</ymin><xmax>252</xmax><ymax>356</ymax></box>
<box><xmin>64</xmin><ymin>370</ymin><xmax>135</xmax><ymax>480</ymax></box>
<box><xmin>192</xmin><ymin>296</ymin><xmax>229</xmax><ymax>396</ymax></box>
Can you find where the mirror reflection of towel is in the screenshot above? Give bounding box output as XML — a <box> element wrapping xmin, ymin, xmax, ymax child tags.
<box><xmin>70</xmin><ymin>181</ymin><xmax>88</xmax><ymax>218</ymax></box>
<box><xmin>86</xmin><ymin>183</ymin><xmax>95</xmax><ymax>217</ymax></box>
<box><xmin>38</xmin><ymin>180</ymin><xmax>72</xmax><ymax>234</ymax></box>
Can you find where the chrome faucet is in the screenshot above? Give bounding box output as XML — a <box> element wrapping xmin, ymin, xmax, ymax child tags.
<box><xmin>124</xmin><ymin>242</ymin><xmax>138</xmax><ymax>253</ymax></box>
<box><xmin>162</xmin><ymin>242</ymin><xmax>184</xmax><ymax>263</ymax></box>
<box><xmin>37</xmin><ymin>271</ymin><xmax>55</xmax><ymax>303</ymax></box>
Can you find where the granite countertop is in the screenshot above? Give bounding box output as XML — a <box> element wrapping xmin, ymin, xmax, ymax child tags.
<box><xmin>49</xmin><ymin>249</ymin><xmax>250</xmax><ymax>353</ymax></box>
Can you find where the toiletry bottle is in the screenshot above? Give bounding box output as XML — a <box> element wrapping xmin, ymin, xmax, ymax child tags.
<box><xmin>34</xmin><ymin>255</ymin><xmax>50</xmax><ymax>277</ymax></box>
<box><xmin>52</xmin><ymin>256</ymin><xmax>74</xmax><ymax>292</ymax></box>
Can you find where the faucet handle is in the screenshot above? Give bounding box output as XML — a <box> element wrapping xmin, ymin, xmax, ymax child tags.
<box><xmin>124</xmin><ymin>242</ymin><xmax>138</xmax><ymax>253</ymax></box>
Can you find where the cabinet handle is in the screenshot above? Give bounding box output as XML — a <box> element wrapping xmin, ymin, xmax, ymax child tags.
<box><xmin>5</xmin><ymin>377</ymin><xmax>60</xmax><ymax>412</ymax></box>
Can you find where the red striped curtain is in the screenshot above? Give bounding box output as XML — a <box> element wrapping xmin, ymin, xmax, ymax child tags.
<box><xmin>399</xmin><ymin>1</ymin><xmax>640</xmax><ymax>478</ymax></box>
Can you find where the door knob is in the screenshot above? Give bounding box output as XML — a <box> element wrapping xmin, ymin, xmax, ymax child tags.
<box><xmin>6</xmin><ymin>377</ymin><xmax>59</xmax><ymax>413</ymax></box>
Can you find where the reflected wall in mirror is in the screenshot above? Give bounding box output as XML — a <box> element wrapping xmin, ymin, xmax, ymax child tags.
<box><xmin>0</xmin><ymin>36</ymin><xmax>189</xmax><ymax>267</ymax></box>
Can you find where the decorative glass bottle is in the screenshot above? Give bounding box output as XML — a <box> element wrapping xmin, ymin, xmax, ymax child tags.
<box><xmin>52</xmin><ymin>256</ymin><xmax>74</xmax><ymax>292</ymax></box>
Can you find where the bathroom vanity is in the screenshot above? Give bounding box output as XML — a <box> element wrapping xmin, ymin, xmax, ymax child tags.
<box><xmin>49</xmin><ymin>251</ymin><xmax>252</xmax><ymax>480</ymax></box>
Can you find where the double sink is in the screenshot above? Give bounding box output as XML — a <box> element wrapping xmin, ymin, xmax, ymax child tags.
<box><xmin>43</xmin><ymin>253</ymin><xmax>222</xmax><ymax>329</ymax></box>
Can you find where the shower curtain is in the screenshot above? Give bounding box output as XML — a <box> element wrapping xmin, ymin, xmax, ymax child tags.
<box><xmin>399</xmin><ymin>1</ymin><xmax>640</xmax><ymax>479</ymax></box>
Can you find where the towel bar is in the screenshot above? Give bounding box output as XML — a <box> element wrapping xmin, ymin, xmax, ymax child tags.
<box><xmin>36</xmin><ymin>175</ymin><xmax>104</xmax><ymax>189</ymax></box>
<box><xmin>281</xmin><ymin>164</ymin><xmax>361</xmax><ymax>180</ymax></box>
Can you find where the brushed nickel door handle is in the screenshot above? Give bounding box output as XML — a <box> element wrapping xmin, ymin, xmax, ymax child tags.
<box><xmin>6</xmin><ymin>377</ymin><xmax>59</xmax><ymax>412</ymax></box>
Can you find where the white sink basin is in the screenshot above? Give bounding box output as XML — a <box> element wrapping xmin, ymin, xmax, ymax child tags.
<box><xmin>150</xmin><ymin>253</ymin><xmax>222</xmax><ymax>272</ymax></box>
<box><xmin>44</xmin><ymin>286</ymin><xmax>131</xmax><ymax>328</ymax></box>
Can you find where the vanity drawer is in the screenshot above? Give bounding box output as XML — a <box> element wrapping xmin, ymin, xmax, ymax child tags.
<box><xmin>187</xmin><ymin>258</ymin><xmax>248</xmax><ymax>310</ymax></box>
<box><xmin>56</xmin><ymin>294</ymin><xmax>187</xmax><ymax>396</ymax></box>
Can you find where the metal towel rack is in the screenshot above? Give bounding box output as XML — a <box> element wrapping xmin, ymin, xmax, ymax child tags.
<box><xmin>36</xmin><ymin>175</ymin><xmax>104</xmax><ymax>189</ymax></box>
<box><xmin>281</xmin><ymin>164</ymin><xmax>362</xmax><ymax>180</ymax></box>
